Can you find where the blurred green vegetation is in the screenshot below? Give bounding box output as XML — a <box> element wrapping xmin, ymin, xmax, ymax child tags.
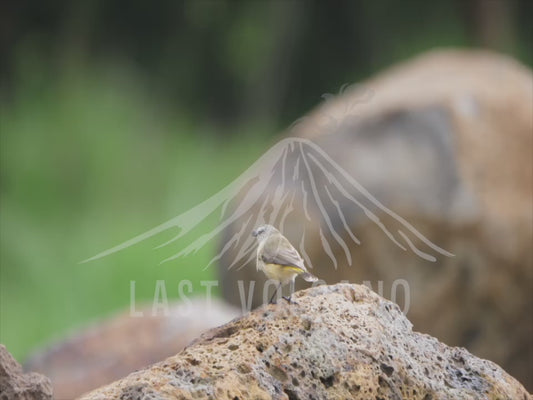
<box><xmin>0</xmin><ymin>65</ymin><xmax>272</xmax><ymax>361</ymax></box>
<box><xmin>1</xmin><ymin>0</ymin><xmax>531</xmax><ymax>363</ymax></box>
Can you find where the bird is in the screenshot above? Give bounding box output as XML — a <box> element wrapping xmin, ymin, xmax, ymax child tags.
<box><xmin>252</xmin><ymin>224</ymin><xmax>318</xmax><ymax>303</ymax></box>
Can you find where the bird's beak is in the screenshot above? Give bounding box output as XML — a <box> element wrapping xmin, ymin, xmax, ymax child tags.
<box><xmin>252</xmin><ymin>229</ymin><xmax>258</xmax><ymax>237</ymax></box>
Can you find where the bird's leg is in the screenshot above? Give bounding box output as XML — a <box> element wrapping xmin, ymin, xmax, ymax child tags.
<box><xmin>283</xmin><ymin>280</ymin><xmax>296</xmax><ymax>304</ymax></box>
<box><xmin>270</xmin><ymin>283</ymin><xmax>282</xmax><ymax>304</ymax></box>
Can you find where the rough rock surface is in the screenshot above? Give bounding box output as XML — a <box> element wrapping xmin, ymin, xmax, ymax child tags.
<box><xmin>25</xmin><ymin>299</ymin><xmax>239</xmax><ymax>399</ymax></box>
<box><xmin>79</xmin><ymin>284</ymin><xmax>529</xmax><ymax>400</ymax></box>
<box><xmin>218</xmin><ymin>49</ymin><xmax>533</xmax><ymax>388</ymax></box>
<box><xmin>0</xmin><ymin>344</ymin><xmax>53</xmax><ymax>400</ymax></box>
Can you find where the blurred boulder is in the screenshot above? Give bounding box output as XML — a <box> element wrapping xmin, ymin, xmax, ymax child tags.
<box><xmin>218</xmin><ymin>49</ymin><xmax>533</xmax><ymax>389</ymax></box>
<box><xmin>0</xmin><ymin>344</ymin><xmax>53</xmax><ymax>400</ymax></box>
<box><xmin>24</xmin><ymin>299</ymin><xmax>239</xmax><ymax>399</ymax></box>
<box><xmin>79</xmin><ymin>284</ymin><xmax>529</xmax><ymax>400</ymax></box>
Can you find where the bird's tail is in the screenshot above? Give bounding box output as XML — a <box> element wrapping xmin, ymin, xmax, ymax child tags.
<box><xmin>301</xmin><ymin>272</ymin><xmax>318</xmax><ymax>282</ymax></box>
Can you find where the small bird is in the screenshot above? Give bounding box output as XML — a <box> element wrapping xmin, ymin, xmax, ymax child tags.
<box><xmin>252</xmin><ymin>224</ymin><xmax>318</xmax><ymax>303</ymax></box>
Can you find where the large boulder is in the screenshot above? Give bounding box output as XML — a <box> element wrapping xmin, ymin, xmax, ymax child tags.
<box><xmin>79</xmin><ymin>284</ymin><xmax>529</xmax><ymax>400</ymax></box>
<box><xmin>0</xmin><ymin>344</ymin><xmax>53</xmax><ymax>400</ymax></box>
<box><xmin>25</xmin><ymin>299</ymin><xmax>239</xmax><ymax>399</ymax></box>
<box><xmin>218</xmin><ymin>49</ymin><xmax>533</xmax><ymax>388</ymax></box>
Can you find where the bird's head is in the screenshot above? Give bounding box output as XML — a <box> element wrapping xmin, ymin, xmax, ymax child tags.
<box><xmin>252</xmin><ymin>224</ymin><xmax>277</xmax><ymax>241</ymax></box>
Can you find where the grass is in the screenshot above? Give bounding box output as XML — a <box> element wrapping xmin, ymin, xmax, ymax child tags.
<box><xmin>0</xmin><ymin>66</ymin><xmax>272</xmax><ymax>362</ymax></box>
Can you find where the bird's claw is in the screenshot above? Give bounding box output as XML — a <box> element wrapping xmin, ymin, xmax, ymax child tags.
<box><xmin>283</xmin><ymin>296</ymin><xmax>296</xmax><ymax>304</ymax></box>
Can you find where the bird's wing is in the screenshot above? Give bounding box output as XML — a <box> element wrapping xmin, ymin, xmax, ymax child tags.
<box><xmin>261</xmin><ymin>233</ymin><xmax>306</xmax><ymax>271</ymax></box>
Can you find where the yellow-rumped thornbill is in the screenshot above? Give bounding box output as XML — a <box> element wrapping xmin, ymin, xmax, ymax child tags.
<box><xmin>252</xmin><ymin>224</ymin><xmax>318</xmax><ymax>303</ymax></box>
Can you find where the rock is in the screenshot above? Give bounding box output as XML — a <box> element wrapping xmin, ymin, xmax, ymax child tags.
<box><xmin>25</xmin><ymin>299</ymin><xmax>239</xmax><ymax>400</ymax></box>
<box><xmin>79</xmin><ymin>284</ymin><xmax>530</xmax><ymax>400</ymax></box>
<box><xmin>0</xmin><ymin>344</ymin><xmax>53</xmax><ymax>400</ymax></box>
<box><xmin>218</xmin><ymin>49</ymin><xmax>533</xmax><ymax>389</ymax></box>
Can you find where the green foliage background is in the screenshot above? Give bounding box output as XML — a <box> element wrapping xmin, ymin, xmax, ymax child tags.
<box><xmin>1</xmin><ymin>0</ymin><xmax>531</xmax><ymax>363</ymax></box>
<box><xmin>0</xmin><ymin>67</ymin><xmax>273</xmax><ymax>360</ymax></box>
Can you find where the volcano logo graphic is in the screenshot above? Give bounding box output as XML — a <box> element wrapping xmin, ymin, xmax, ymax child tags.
<box><xmin>82</xmin><ymin>137</ymin><xmax>454</xmax><ymax>268</ymax></box>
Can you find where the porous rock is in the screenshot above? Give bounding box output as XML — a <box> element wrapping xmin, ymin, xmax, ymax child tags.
<box><xmin>79</xmin><ymin>284</ymin><xmax>530</xmax><ymax>400</ymax></box>
<box><xmin>0</xmin><ymin>344</ymin><xmax>53</xmax><ymax>400</ymax></box>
